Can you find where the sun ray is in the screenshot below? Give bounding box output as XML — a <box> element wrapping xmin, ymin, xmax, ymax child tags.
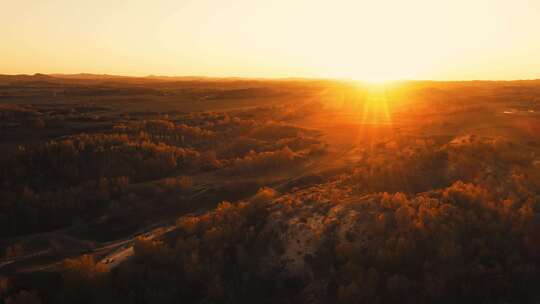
<box><xmin>360</xmin><ymin>84</ymin><xmax>393</xmax><ymax>125</ymax></box>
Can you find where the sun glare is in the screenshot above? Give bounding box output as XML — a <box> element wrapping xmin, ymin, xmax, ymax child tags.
<box><xmin>360</xmin><ymin>84</ymin><xmax>392</xmax><ymax>124</ymax></box>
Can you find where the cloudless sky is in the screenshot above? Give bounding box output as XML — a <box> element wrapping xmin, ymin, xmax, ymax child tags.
<box><xmin>1</xmin><ymin>0</ymin><xmax>540</xmax><ymax>81</ymax></box>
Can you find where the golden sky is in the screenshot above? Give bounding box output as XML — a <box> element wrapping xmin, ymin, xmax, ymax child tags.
<box><xmin>1</xmin><ymin>0</ymin><xmax>540</xmax><ymax>81</ymax></box>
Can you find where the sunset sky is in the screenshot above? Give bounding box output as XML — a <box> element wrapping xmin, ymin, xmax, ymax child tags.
<box><xmin>2</xmin><ymin>0</ymin><xmax>540</xmax><ymax>81</ymax></box>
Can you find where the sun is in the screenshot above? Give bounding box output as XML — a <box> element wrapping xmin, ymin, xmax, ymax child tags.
<box><xmin>360</xmin><ymin>74</ymin><xmax>397</xmax><ymax>84</ymax></box>
<box><xmin>342</xmin><ymin>68</ymin><xmax>413</xmax><ymax>84</ymax></box>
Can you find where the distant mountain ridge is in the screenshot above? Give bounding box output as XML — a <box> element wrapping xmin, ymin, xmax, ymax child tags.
<box><xmin>0</xmin><ymin>73</ymin><xmax>539</xmax><ymax>85</ymax></box>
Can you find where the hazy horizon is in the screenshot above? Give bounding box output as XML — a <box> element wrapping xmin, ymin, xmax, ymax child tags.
<box><xmin>4</xmin><ymin>72</ymin><xmax>540</xmax><ymax>83</ymax></box>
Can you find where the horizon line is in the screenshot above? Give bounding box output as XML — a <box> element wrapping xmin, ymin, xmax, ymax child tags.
<box><xmin>2</xmin><ymin>72</ymin><xmax>540</xmax><ymax>83</ymax></box>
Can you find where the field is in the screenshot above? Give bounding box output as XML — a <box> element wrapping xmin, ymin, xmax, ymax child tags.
<box><xmin>2</xmin><ymin>74</ymin><xmax>540</xmax><ymax>303</ymax></box>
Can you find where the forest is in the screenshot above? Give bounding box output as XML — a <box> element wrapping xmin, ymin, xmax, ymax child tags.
<box><xmin>1</xmin><ymin>74</ymin><xmax>540</xmax><ymax>303</ymax></box>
